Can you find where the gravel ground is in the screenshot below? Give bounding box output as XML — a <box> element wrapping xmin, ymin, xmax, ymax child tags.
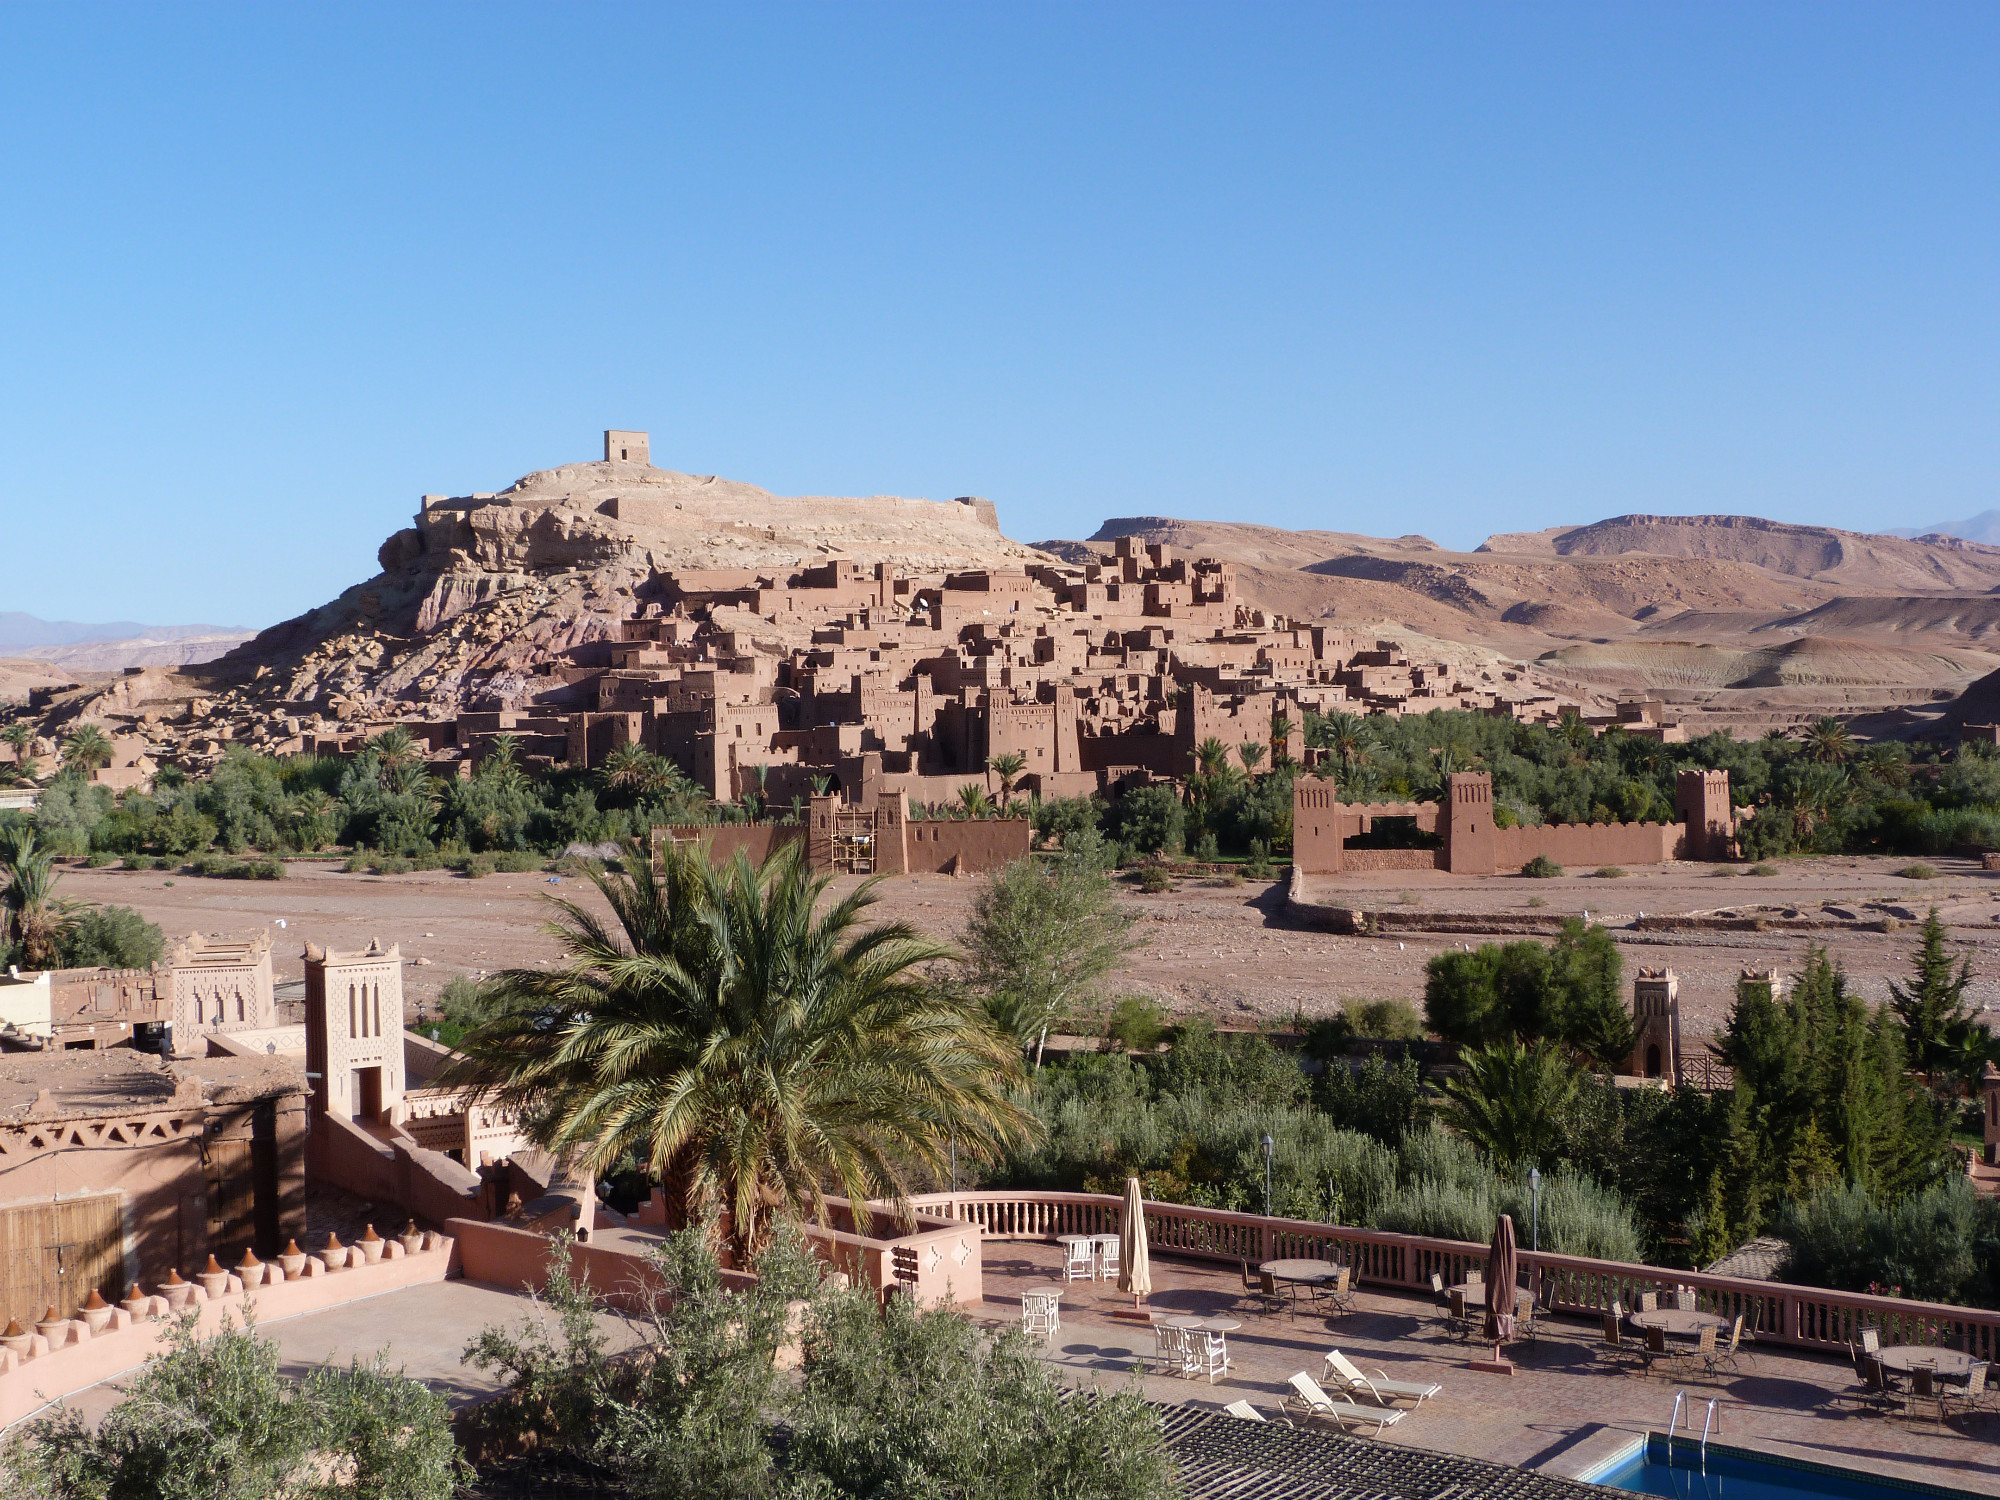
<box><xmin>57</xmin><ymin>854</ymin><xmax>2000</xmax><ymax>1045</ymax></box>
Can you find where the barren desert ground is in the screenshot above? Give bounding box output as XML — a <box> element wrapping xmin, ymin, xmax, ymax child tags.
<box><xmin>57</xmin><ymin>854</ymin><xmax>2000</xmax><ymax>1044</ymax></box>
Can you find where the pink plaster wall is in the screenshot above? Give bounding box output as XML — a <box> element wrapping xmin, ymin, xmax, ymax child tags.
<box><xmin>0</xmin><ymin>1235</ymin><xmax>455</xmax><ymax>1430</ymax></box>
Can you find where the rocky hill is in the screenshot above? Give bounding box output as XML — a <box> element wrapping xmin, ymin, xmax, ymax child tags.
<box><xmin>12</xmin><ymin>456</ymin><xmax>1996</xmax><ymax>750</ymax></box>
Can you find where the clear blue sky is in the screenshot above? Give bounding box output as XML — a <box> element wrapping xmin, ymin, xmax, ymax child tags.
<box><xmin>2</xmin><ymin>3</ymin><xmax>1994</xmax><ymax>628</ymax></box>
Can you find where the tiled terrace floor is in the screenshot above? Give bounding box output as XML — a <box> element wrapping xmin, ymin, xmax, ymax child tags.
<box><xmin>977</xmin><ymin>1242</ymin><xmax>2000</xmax><ymax>1495</ymax></box>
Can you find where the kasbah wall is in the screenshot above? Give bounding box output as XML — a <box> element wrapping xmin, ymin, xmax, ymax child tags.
<box><xmin>655</xmin><ymin>792</ymin><xmax>1030</xmax><ymax>878</ymax></box>
<box><xmin>1293</xmin><ymin>768</ymin><xmax>1734</xmax><ymax>876</ymax></box>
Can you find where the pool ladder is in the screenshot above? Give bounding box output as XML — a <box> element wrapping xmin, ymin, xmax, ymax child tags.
<box><xmin>1667</xmin><ymin>1390</ymin><xmax>1722</xmax><ymax>1467</ymax></box>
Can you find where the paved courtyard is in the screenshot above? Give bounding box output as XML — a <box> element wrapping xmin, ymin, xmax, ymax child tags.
<box><xmin>978</xmin><ymin>1241</ymin><xmax>2000</xmax><ymax>1495</ymax></box>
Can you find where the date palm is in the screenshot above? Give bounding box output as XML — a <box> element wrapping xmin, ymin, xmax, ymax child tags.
<box><xmin>1</xmin><ymin>829</ymin><xmax>64</xmax><ymax>968</ymax></box>
<box><xmin>1193</xmin><ymin>737</ymin><xmax>1231</xmax><ymax>778</ymax></box>
<box><xmin>441</xmin><ymin>840</ymin><xmax>1033</xmax><ymax>1258</ymax></box>
<box><xmin>985</xmin><ymin>751</ymin><xmax>1027</xmax><ymax>811</ymax></box>
<box><xmin>1438</xmin><ymin>1038</ymin><xmax>1581</xmax><ymax>1173</ymax></box>
<box><xmin>60</xmin><ymin>723</ymin><xmax>112</xmax><ymax>774</ymax></box>
<box><xmin>601</xmin><ymin>742</ymin><xmax>654</xmax><ymax>794</ymax></box>
<box><xmin>956</xmin><ymin>783</ymin><xmax>992</xmax><ymax>818</ymax></box>
<box><xmin>1</xmin><ymin>723</ymin><xmax>32</xmax><ymax>759</ymax></box>
<box><xmin>1237</xmin><ymin>740</ymin><xmax>1266</xmax><ymax>773</ymax></box>
<box><xmin>1800</xmin><ymin>716</ymin><xmax>1855</xmax><ymax>766</ymax></box>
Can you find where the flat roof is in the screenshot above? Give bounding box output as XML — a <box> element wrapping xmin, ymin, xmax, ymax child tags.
<box><xmin>0</xmin><ymin>1048</ymin><xmax>305</xmax><ymax>1120</ymax></box>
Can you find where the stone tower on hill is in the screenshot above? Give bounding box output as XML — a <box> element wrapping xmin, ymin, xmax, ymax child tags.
<box><xmin>605</xmin><ymin>429</ymin><xmax>650</xmax><ymax>465</ymax></box>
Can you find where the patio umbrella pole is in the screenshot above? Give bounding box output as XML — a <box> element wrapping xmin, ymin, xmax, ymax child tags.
<box><xmin>1467</xmin><ymin>1212</ymin><xmax>1518</xmax><ymax>1377</ymax></box>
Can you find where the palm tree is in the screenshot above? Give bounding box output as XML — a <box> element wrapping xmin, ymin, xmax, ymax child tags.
<box><xmin>957</xmin><ymin>783</ymin><xmax>993</xmax><ymax>819</ymax></box>
<box><xmin>1438</xmin><ymin>1038</ymin><xmax>1581</xmax><ymax>1172</ymax></box>
<box><xmin>369</xmin><ymin>726</ymin><xmax>422</xmax><ymax>778</ymax></box>
<box><xmin>0</xmin><ymin>830</ymin><xmax>64</xmax><ymax>968</ymax></box>
<box><xmin>60</xmin><ymin>724</ymin><xmax>112</xmax><ymax>774</ymax></box>
<box><xmin>1</xmin><ymin>724</ymin><xmax>33</xmax><ymax>759</ymax></box>
<box><xmin>1269</xmin><ymin>714</ymin><xmax>1295</xmax><ymax>769</ymax></box>
<box><xmin>1321</xmin><ymin>713</ymin><xmax>1369</xmax><ymax>772</ymax></box>
<box><xmin>1194</xmin><ymin>737</ymin><xmax>1231</xmax><ymax>778</ymax></box>
<box><xmin>601</xmin><ymin>742</ymin><xmax>654</xmax><ymax>795</ymax></box>
<box><xmin>1237</xmin><ymin>740</ymin><xmax>1266</xmax><ymax>773</ymax></box>
<box><xmin>985</xmin><ymin>751</ymin><xmax>1027</xmax><ymax>811</ymax></box>
<box><xmin>1800</xmin><ymin>717</ymin><xmax>1855</xmax><ymax>766</ymax></box>
<box><xmin>440</xmin><ymin>841</ymin><xmax>1033</xmax><ymax>1257</ymax></box>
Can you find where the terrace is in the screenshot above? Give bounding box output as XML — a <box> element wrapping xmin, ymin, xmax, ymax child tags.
<box><xmin>926</xmin><ymin>1194</ymin><xmax>2000</xmax><ymax>1497</ymax></box>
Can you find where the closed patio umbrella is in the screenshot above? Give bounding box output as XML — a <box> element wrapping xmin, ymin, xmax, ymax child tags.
<box><xmin>1117</xmin><ymin>1176</ymin><xmax>1152</xmax><ymax>1308</ymax></box>
<box><xmin>1475</xmin><ymin>1212</ymin><xmax>1518</xmax><ymax>1375</ymax></box>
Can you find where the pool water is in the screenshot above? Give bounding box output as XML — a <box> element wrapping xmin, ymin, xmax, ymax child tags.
<box><xmin>1587</xmin><ymin>1438</ymin><xmax>1977</xmax><ymax>1500</ymax></box>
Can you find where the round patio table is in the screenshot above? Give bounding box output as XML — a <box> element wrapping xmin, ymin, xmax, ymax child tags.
<box><xmin>1630</xmin><ymin>1307</ymin><xmax>1725</xmax><ymax>1338</ymax></box>
<box><xmin>1164</xmin><ymin>1315</ymin><xmax>1243</xmax><ymax>1333</ymax></box>
<box><xmin>1877</xmin><ymin>1347</ymin><xmax>1980</xmax><ymax>1380</ymax></box>
<box><xmin>1019</xmin><ymin>1282</ymin><xmax>1065</xmax><ymax>1300</ymax></box>
<box><xmin>1260</xmin><ymin>1258</ymin><xmax>1337</xmax><ymax>1285</ymax></box>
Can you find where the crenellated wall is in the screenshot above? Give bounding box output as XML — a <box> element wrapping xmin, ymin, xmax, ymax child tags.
<box><xmin>1490</xmin><ymin>819</ymin><xmax>1681</xmax><ymax>871</ymax></box>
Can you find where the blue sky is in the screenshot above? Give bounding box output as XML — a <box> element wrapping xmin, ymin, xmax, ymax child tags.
<box><xmin>1</xmin><ymin>3</ymin><xmax>1994</xmax><ymax>628</ymax></box>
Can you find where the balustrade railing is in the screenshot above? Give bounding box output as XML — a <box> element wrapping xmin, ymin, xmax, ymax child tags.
<box><xmin>907</xmin><ymin>1190</ymin><xmax>2000</xmax><ymax>1362</ymax></box>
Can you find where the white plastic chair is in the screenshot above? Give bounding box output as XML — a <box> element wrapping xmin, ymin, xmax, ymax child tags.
<box><xmin>1195</xmin><ymin>1329</ymin><xmax>1232</xmax><ymax>1383</ymax></box>
<box><xmin>1154</xmin><ymin>1322</ymin><xmax>1187</xmax><ymax>1375</ymax></box>
<box><xmin>1022</xmin><ymin>1292</ymin><xmax>1060</xmax><ymax>1345</ymax></box>
<box><xmin>1093</xmin><ymin>1234</ymin><xmax>1121</xmax><ymax>1282</ymax></box>
<box><xmin>1062</xmin><ymin>1238</ymin><xmax>1096</xmax><ymax>1283</ymax></box>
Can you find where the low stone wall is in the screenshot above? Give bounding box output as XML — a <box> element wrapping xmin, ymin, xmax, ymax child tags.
<box><xmin>1335</xmin><ymin>848</ymin><xmax>1440</xmax><ymax>872</ymax></box>
<box><xmin>457</xmin><ymin>1195</ymin><xmax>985</xmax><ymax>1310</ymax></box>
<box><xmin>0</xmin><ymin>1233</ymin><xmax>455</xmax><ymax>1430</ymax></box>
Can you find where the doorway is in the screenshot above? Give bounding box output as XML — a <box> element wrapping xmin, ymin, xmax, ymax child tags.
<box><xmin>354</xmin><ymin>1066</ymin><xmax>383</xmax><ymax>1123</ymax></box>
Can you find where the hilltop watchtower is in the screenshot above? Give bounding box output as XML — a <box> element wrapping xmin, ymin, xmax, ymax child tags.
<box><xmin>605</xmin><ymin>430</ymin><xmax>650</xmax><ymax>465</ymax></box>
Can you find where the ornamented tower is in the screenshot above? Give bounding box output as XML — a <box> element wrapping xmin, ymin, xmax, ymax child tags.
<box><xmin>1629</xmin><ymin>969</ymin><xmax>1682</xmax><ymax>1084</ymax></box>
<box><xmin>303</xmin><ymin>939</ymin><xmax>406</xmax><ymax>1127</ymax></box>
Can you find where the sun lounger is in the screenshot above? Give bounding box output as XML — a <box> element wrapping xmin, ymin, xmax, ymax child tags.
<box><xmin>1283</xmin><ymin>1372</ymin><xmax>1407</xmax><ymax>1436</ymax></box>
<box><xmin>1323</xmin><ymin>1348</ymin><xmax>1442</xmax><ymax>1408</ymax></box>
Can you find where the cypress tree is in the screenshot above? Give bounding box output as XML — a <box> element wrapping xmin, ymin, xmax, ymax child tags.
<box><xmin>1887</xmin><ymin>908</ymin><xmax>1975</xmax><ymax>1092</ymax></box>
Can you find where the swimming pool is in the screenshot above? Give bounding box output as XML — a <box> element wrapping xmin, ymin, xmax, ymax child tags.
<box><xmin>1585</xmin><ymin>1436</ymin><xmax>1981</xmax><ymax>1500</ymax></box>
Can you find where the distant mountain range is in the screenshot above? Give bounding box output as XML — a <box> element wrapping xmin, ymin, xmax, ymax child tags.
<box><xmin>1886</xmin><ymin>509</ymin><xmax>2000</xmax><ymax>545</ymax></box>
<box><xmin>0</xmin><ymin>614</ymin><xmax>253</xmax><ymax>671</ymax></box>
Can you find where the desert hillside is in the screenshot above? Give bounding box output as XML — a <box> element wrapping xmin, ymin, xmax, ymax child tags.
<box><xmin>1035</xmin><ymin>512</ymin><xmax>2000</xmax><ymax>735</ymax></box>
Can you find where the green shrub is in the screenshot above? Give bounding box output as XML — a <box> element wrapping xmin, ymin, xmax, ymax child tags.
<box><xmin>1133</xmin><ymin>865</ymin><xmax>1173</xmax><ymax>893</ymax></box>
<box><xmin>82</xmin><ymin>852</ymin><xmax>111</xmax><ymax>868</ymax></box>
<box><xmin>120</xmin><ymin>853</ymin><xmax>158</xmax><ymax>871</ymax></box>
<box><xmin>1594</xmin><ymin>866</ymin><xmax>1627</xmax><ymax>879</ymax></box>
<box><xmin>0</xmin><ymin>1312</ymin><xmax>465</xmax><ymax>1499</ymax></box>
<box><xmin>1521</xmin><ymin>854</ymin><xmax>1563</xmax><ymax>878</ymax></box>
<box><xmin>1348</xmin><ymin>998</ymin><xmax>1425</xmax><ymax>1040</ymax></box>
<box><xmin>1895</xmin><ymin>862</ymin><xmax>1940</xmax><ymax>880</ymax></box>
<box><xmin>57</xmin><ymin>906</ymin><xmax>166</xmax><ymax>969</ymax></box>
<box><xmin>1105</xmin><ymin>995</ymin><xmax>1169</xmax><ymax>1052</ymax></box>
<box><xmin>1747</xmin><ymin>863</ymin><xmax>1779</xmax><ymax>876</ymax></box>
<box><xmin>1243</xmin><ymin>838</ymin><xmax>1276</xmax><ymax>880</ymax></box>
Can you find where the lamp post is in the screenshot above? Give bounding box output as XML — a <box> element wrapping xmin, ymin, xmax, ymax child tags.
<box><xmin>1528</xmin><ymin>1166</ymin><xmax>1542</xmax><ymax>1254</ymax></box>
<box><xmin>1262</xmin><ymin>1134</ymin><xmax>1275</xmax><ymax>1218</ymax></box>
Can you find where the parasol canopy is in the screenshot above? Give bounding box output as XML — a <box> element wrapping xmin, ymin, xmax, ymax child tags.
<box><xmin>1483</xmin><ymin>1212</ymin><xmax>1517</xmax><ymax>1344</ymax></box>
<box><xmin>1118</xmin><ymin>1176</ymin><xmax>1152</xmax><ymax>1303</ymax></box>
